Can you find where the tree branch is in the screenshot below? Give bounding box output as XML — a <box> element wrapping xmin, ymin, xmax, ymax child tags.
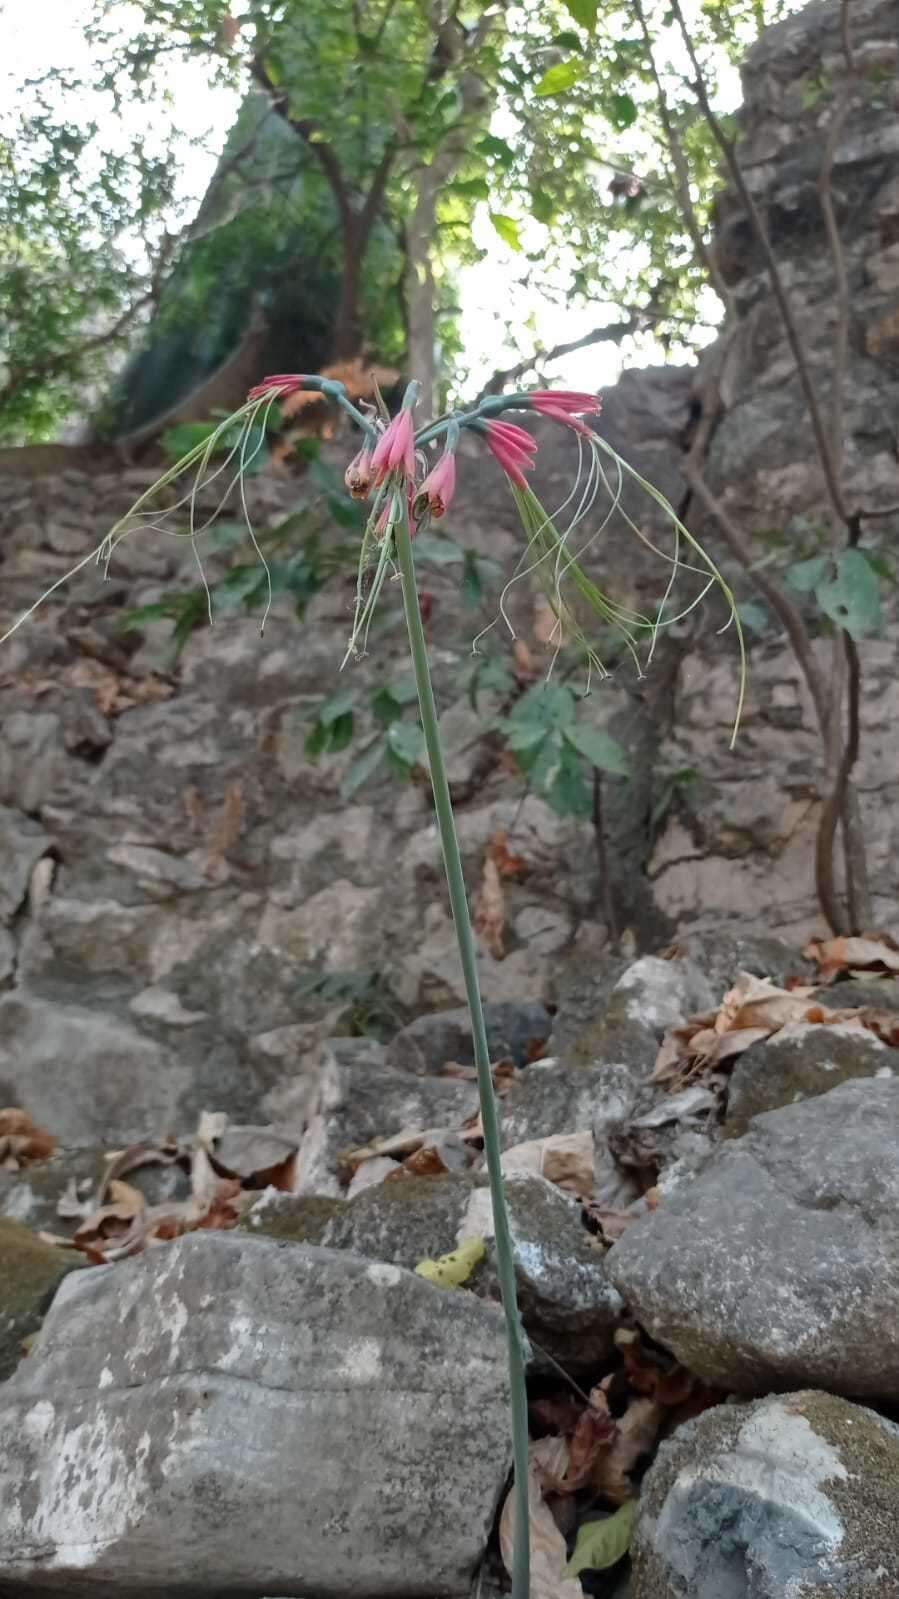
<box><xmin>475</xmin><ymin>320</ymin><xmax>637</xmax><ymax>400</ymax></box>
<box><xmin>250</xmin><ymin>54</ymin><xmax>354</xmax><ymax>229</ymax></box>
<box><xmin>633</xmin><ymin>0</ymin><xmax>734</xmax><ymax>314</ymax></box>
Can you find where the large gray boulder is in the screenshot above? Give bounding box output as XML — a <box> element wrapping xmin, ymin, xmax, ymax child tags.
<box><xmin>0</xmin><ymin>1232</ymin><xmax>512</xmax><ymax>1597</ymax></box>
<box><xmin>607</xmin><ymin>1077</ymin><xmax>899</xmax><ymax>1400</ymax></box>
<box><xmin>631</xmin><ymin>1390</ymin><xmax>899</xmax><ymax>1598</ymax></box>
<box><xmin>724</xmin><ymin>1020</ymin><xmax>891</xmax><ymax>1137</ymax></box>
<box><xmin>247</xmin><ymin>1170</ymin><xmax>623</xmax><ymax>1369</ymax></box>
<box><xmin>553</xmin><ymin>956</ymin><xmax>715</xmax><ymax>1077</ymax></box>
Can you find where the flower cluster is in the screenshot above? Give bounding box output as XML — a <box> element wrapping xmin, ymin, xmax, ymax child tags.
<box><xmin>244</xmin><ymin>375</ymin><xmax>602</xmax><ymax>528</ymax></box>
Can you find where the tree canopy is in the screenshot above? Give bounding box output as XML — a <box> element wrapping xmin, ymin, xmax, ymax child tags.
<box><xmin>1</xmin><ymin>0</ymin><xmax>805</xmax><ymax>442</ymax></box>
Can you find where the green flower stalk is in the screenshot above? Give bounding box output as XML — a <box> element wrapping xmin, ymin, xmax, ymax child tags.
<box><xmin>0</xmin><ymin>371</ymin><xmax>747</xmax><ymax>1599</ymax></box>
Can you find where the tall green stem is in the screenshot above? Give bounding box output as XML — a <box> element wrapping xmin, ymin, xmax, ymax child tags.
<box><xmin>393</xmin><ymin>504</ymin><xmax>531</xmax><ymax>1599</ymax></box>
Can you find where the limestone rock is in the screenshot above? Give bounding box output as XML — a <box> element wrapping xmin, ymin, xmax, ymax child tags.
<box><xmin>631</xmin><ymin>1391</ymin><xmax>899</xmax><ymax>1598</ymax></box>
<box><xmin>291</xmin><ymin>1055</ymin><xmax>479</xmax><ymax>1195</ymax></box>
<box><xmin>499</xmin><ymin>1062</ymin><xmax>630</xmax><ymax>1149</ymax></box>
<box><xmin>390</xmin><ymin>1000</ymin><xmax>552</xmax><ymax>1074</ymax></box>
<box><xmin>0</xmin><ymin>1233</ymin><xmax>512</xmax><ymax>1596</ymax></box>
<box><xmin>0</xmin><ymin>808</ymin><xmax>52</xmax><ymax>926</ymax></box>
<box><xmin>556</xmin><ymin>956</ymin><xmax>715</xmax><ymax>1078</ymax></box>
<box><xmin>725</xmin><ymin>1020</ymin><xmax>891</xmax><ymax>1136</ymax></box>
<box><xmin>608</xmin><ymin>1078</ymin><xmax>899</xmax><ymax>1400</ymax></box>
<box><xmin>247</xmin><ymin>1170</ymin><xmax>622</xmax><ymax>1369</ymax></box>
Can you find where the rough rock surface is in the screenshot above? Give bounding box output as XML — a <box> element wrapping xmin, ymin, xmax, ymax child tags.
<box><xmin>553</xmin><ymin>955</ymin><xmax>715</xmax><ymax>1075</ymax></box>
<box><xmin>289</xmin><ymin>1054</ymin><xmax>480</xmax><ymax>1196</ymax></box>
<box><xmin>631</xmin><ymin>1390</ymin><xmax>899</xmax><ymax>1599</ymax></box>
<box><xmin>608</xmin><ymin>1078</ymin><xmax>899</xmax><ymax>1400</ymax></box>
<box><xmin>246</xmin><ymin>1170</ymin><xmax>622</xmax><ymax>1368</ymax></box>
<box><xmin>724</xmin><ymin>1020</ymin><xmax>892</xmax><ymax>1135</ymax></box>
<box><xmin>0</xmin><ymin>1232</ymin><xmax>512</xmax><ymax>1597</ymax></box>
<box><xmin>390</xmin><ymin>1000</ymin><xmax>553</xmax><ymax>1074</ymax></box>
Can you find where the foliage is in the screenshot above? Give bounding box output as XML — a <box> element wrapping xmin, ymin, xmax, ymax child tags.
<box><xmin>2</xmin><ymin>0</ymin><xmax>812</xmax><ymax>440</ymax></box>
<box><xmin>121</xmin><ymin>453</ymin><xmax>362</xmax><ymax>662</ymax></box>
<box><xmin>500</xmin><ymin>680</ymin><xmax>629</xmax><ymax>819</ymax></box>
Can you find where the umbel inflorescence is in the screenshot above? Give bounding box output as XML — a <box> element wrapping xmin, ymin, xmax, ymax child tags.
<box><xmin>0</xmin><ymin>373</ymin><xmax>744</xmax><ymax>740</ymax></box>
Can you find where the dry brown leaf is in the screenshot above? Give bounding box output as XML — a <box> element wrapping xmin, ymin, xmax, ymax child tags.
<box><xmin>96</xmin><ymin>1138</ymin><xmax>184</xmax><ymax>1204</ymax></box>
<box><xmin>539</xmin><ymin>1393</ymin><xmax>617</xmax><ymax>1495</ymax></box>
<box><xmin>499</xmin><ymin>1440</ymin><xmax>583</xmax><ymax>1599</ymax></box>
<box><xmin>0</xmin><ymin>1108</ymin><xmax>56</xmax><ymax>1168</ymax></box>
<box><xmin>593</xmin><ymin>1397</ymin><xmax>663</xmax><ymax>1504</ymax></box>
<box><xmin>533</xmin><ymin>594</ymin><xmax>564</xmax><ymax>648</ymax></box>
<box><xmin>206</xmin><ymin>1125</ymin><xmax>298</xmax><ymax>1190</ymax></box>
<box><xmin>805</xmin><ymin>931</ymin><xmax>899</xmax><ymax>983</ymax></box>
<box><xmin>716</xmin><ymin>972</ymin><xmax>819</xmax><ymax>1034</ymax></box>
<box><xmin>205</xmin><ymin>781</ymin><xmax>243</xmax><ymax>881</ymax></box>
<box><xmin>473</xmin><ymin>854</ymin><xmax>506</xmax><ymax>959</ymax></box>
<box><xmin>513</xmin><ymin>638</ymin><xmax>537</xmax><ymax>679</ymax></box>
<box><xmin>343</xmin><ymin>1126</ymin><xmax>448</xmax><ymax>1168</ymax></box>
<box><xmin>502</xmin><ymin>1131</ymin><xmax>594</xmax><ymax>1197</ymax></box>
<box><xmin>615</xmin><ymin>1328</ymin><xmax>694</xmax><ymax>1407</ymax></box>
<box><xmin>398</xmin><ymin>1144</ymin><xmax>451</xmax><ymax>1178</ymax></box>
<box><xmin>488</xmin><ymin>828</ymin><xmax>529</xmax><ymax>881</ymax></box>
<box><xmin>582</xmin><ymin>1202</ymin><xmax>639</xmax><ymax>1244</ymax></box>
<box><xmin>529</xmin><ymin>1392</ymin><xmax>588</xmax><ymax>1437</ymax></box>
<box><xmin>74</xmin><ymin>1179</ymin><xmax>146</xmax><ymax>1253</ymax></box>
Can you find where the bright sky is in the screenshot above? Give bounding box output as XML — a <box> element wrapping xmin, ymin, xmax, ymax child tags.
<box><xmin>3</xmin><ymin>0</ymin><xmax>746</xmax><ymax>402</ymax></box>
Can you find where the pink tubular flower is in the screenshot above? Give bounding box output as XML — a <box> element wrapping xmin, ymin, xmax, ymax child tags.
<box><xmin>371</xmin><ymin>408</ymin><xmax>416</xmax><ymax>484</ymax></box>
<box><xmin>484</xmin><ymin>420</ymin><xmax>536</xmax><ymax>488</ymax></box>
<box><xmin>247</xmin><ymin>373</ymin><xmax>310</xmax><ymax>401</ymax></box>
<box><xmin>414</xmin><ymin>450</ymin><xmax>456</xmax><ymax>520</ymax></box>
<box><xmin>345</xmin><ymin>447</ymin><xmax>374</xmax><ymax>499</ymax></box>
<box><xmin>529</xmin><ymin>390</ymin><xmax>602</xmax><ymax>416</ymax></box>
<box><xmin>487</xmin><ymin>420</ymin><xmax>538</xmax><ymax>453</ymax></box>
<box><xmin>533</xmin><ymin>406</ymin><xmax>595</xmax><ymax>437</ymax></box>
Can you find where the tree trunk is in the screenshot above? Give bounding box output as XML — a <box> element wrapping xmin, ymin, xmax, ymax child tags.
<box><xmin>405</xmin><ymin>166</ymin><xmax>441</xmax><ymax>417</ymax></box>
<box><xmin>405</xmin><ymin>67</ymin><xmax>490</xmax><ymax>415</ymax></box>
<box><xmin>332</xmin><ymin>225</ymin><xmax>365</xmax><ymax>361</ymax></box>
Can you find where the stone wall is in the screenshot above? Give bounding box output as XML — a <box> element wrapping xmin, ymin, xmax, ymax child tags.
<box><xmin>1</xmin><ymin>0</ymin><xmax>898</xmax><ymax>1153</ymax></box>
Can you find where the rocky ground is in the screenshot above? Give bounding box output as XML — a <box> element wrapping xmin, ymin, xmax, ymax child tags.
<box><xmin>3</xmin><ymin>0</ymin><xmax>899</xmax><ymax>1590</ymax></box>
<box><xmin>3</xmin><ymin>930</ymin><xmax>899</xmax><ymax>1598</ymax></box>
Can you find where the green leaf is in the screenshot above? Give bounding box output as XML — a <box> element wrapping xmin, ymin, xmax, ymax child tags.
<box><xmin>816</xmin><ymin>549</ymin><xmax>883</xmax><ymax>640</ymax></box>
<box><xmin>319</xmin><ymin>687</ymin><xmax>356</xmax><ymax>726</ymax></box>
<box><xmin>509</xmin><ymin>681</ymin><xmax>577</xmax><ymax>732</ymax></box>
<box><xmin>561</xmin><ymin>0</ymin><xmax>598</xmax><ymax>27</ymax></box>
<box><xmin>341</xmin><ymin>738</ymin><xmax>387</xmax><ymax>798</ymax></box>
<box><xmin>462</xmin><ymin>549</ymin><xmax>500</xmax><ymax>609</ymax></box>
<box><xmin>785</xmin><ymin>555</ymin><xmax>828</xmax><ymax>593</ymax></box>
<box><xmin>387</xmin><ymin>721</ymin><xmax>426</xmax><ymax>768</ymax></box>
<box><xmin>489</xmin><ymin>212</ymin><xmax>523</xmax><ymax>251</ymax></box>
<box><xmin>552</xmin><ymin>30</ymin><xmax>585</xmax><ymax>51</ymax></box>
<box><xmin>305</xmin><ymin>720</ymin><xmax>329</xmax><ymax>759</ymax></box>
<box><xmin>469</xmin><ymin>657</ymin><xmax>515</xmax><ymax>712</ymax></box>
<box><xmin>563</xmin><ymin>723</ymin><xmax>630</xmax><ymax>776</ymax></box>
<box><xmin>161</xmin><ymin>420</ymin><xmax>217</xmax><ymax>460</ymax></box>
<box><xmin>609</xmin><ymin>92</ymin><xmax>638</xmax><ymax>129</ymax></box>
<box><xmin>386</xmin><ymin>671</ymin><xmax>419</xmax><ymax>706</ymax></box>
<box><xmin>531</xmin><ymin>190</ymin><xmax>555</xmax><ymax>225</ymax></box>
<box><xmin>414</xmin><ymin>532</ymin><xmax>465</xmax><ymax>566</ymax></box>
<box><xmin>546</xmin><ymin>741</ymin><xmax>592</xmax><ymax>817</ymax></box>
<box><xmin>447</xmin><ymin>176</ymin><xmax>490</xmax><ymax>201</ymax></box>
<box><xmin>565</xmin><ymin>1502</ymin><xmax>636</xmax><ymax>1576</ymax></box>
<box><xmin>476</xmin><ymin>134</ymin><xmax>515</xmax><ymax>167</ymax></box>
<box><xmin>503</xmin><ymin>721</ymin><xmax>551</xmax><ymax>754</ymax></box>
<box><xmin>534</xmin><ymin>60</ymin><xmax>585</xmax><ymax>97</ymax></box>
<box><xmin>736</xmin><ymin>601</ymin><xmax>769</xmax><ymax>635</ymax></box>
